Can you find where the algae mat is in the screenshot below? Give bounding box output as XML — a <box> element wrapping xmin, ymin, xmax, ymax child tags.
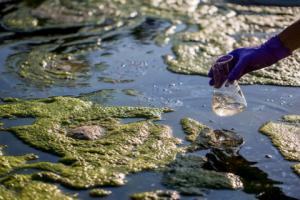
<box><xmin>0</xmin><ymin>98</ymin><xmax>248</xmax><ymax>198</ymax></box>
<box><xmin>0</xmin><ymin>96</ymin><xmax>181</xmax><ymax>198</ymax></box>
<box><xmin>162</xmin><ymin>117</ymin><xmax>243</xmax><ymax>195</ymax></box>
<box><xmin>2</xmin><ymin>0</ymin><xmax>300</xmax><ymax>87</ymax></box>
<box><xmin>164</xmin><ymin>4</ymin><xmax>300</xmax><ymax>86</ymax></box>
<box><xmin>260</xmin><ymin>115</ymin><xmax>300</xmax><ymax>176</ymax></box>
<box><xmin>0</xmin><ymin>0</ymin><xmax>300</xmax><ymax>199</ymax></box>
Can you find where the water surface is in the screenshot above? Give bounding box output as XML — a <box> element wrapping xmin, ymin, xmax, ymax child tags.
<box><xmin>0</xmin><ymin>6</ymin><xmax>299</xmax><ymax>200</ymax></box>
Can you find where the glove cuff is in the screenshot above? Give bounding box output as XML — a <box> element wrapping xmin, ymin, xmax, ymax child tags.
<box><xmin>262</xmin><ymin>35</ymin><xmax>292</xmax><ymax>61</ymax></box>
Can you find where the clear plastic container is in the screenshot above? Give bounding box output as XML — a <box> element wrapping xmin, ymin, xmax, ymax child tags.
<box><xmin>211</xmin><ymin>55</ymin><xmax>247</xmax><ymax>117</ymax></box>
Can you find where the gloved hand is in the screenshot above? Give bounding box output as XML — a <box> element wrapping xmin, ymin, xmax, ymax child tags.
<box><xmin>208</xmin><ymin>36</ymin><xmax>292</xmax><ymax>88</ymax></box>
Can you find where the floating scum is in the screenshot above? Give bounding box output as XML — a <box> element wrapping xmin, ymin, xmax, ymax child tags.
<box><xmin>1</xmin><ymin>0</ymin><xmax>300</xmax><ymax>199</ymax></box>
<box><xmin>0</xmin><ymin>97</ymin><xmax>298</xmax><ymax>198</ymax></box>
<box><xmin>0</xmin><ymin>97</ymin><xmax>179</xmax><ymax>189</ymax></box>
<box><xmin>6</xmin><ymin>47</ymin><xmax>90</xmax><ymax>87</ymax></box>
<box><xmin>260</xmin><ymin>115</ymin><xmax>300</xmax><ymax>176</ymax></box>
<box><xmin>0</xmin><ymin>97</ymin><xmax>247</xmax><ymax>198</ymax></box>
<box><xmin>2</xmin><ymin>1</ymin><xmax>300</xmax><ymax>87</ymax></box>
<box><xmin>164</xmin><ymin>4</ymin><xmax>300</xmax><ymax>86</ymax></box>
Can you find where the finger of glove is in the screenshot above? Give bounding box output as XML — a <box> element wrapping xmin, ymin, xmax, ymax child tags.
<box><xmin>209</xmin><ymin>79</ymin><xmax>214</xmax><ymax>86</ymax></box>
<box><xmin>228</xmin><ymin>58</ymin><xmax>248</xmax><ymax>82</ymax></box>
<box><xmin>213</xmin><ymin>65</ymin><xmax>227</xmax><ymax>88</ymax></box>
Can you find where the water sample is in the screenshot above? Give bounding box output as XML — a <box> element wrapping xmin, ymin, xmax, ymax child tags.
<box><xmin>212</xmin><ymin>81</ymin><xmax>247</xmax><ymax>116</ymax></box>
<box><xmin>211</xmin><ymin>55</ymin><xmax>247</xmax><ymax>117</ymax></box>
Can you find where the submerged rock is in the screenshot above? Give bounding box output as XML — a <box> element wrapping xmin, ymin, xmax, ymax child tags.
<box><xmin>162</xmin><ymin>155</ymin><xmax>243</xmax><ymax>195</ymax></box>
<box><xmin>67</xmin><ymin>125</ymin><xmax>105</xmax><ymax>140</ymax></box>
<box><xmin>130</xmin><ymin>190</ymin><xmax>180</xmax><ymax>200</ymax></box>
<box><xmin>0</xmin><ymin>96</ymin><xmax>180</xmax><ymax>189</ymax></box>
<box><xmin>89</xmin><ymin>188</ymin><xmax>112</xmax><ymax>197</ymax></box>
<box><xmin>260</xmin><ymin>115</ymin><xmax>300</xmax><ymax>176</ymax></box>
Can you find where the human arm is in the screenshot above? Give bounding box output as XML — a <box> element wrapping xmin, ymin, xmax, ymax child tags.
<box><xmin>279</xmin><ymin>19</ymin><xmax>300</xmax><ymax>52</ymax></box>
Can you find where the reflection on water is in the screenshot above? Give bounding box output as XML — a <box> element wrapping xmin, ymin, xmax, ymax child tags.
<box><xmin>205</xmin><ymin>149</ymin><xmax>297</xmax><ymax>200</ymax></box>
<box><xmin>0</xmin><ymin>3</ymin><xmax>299</xmax><ymax>199</ymax></box>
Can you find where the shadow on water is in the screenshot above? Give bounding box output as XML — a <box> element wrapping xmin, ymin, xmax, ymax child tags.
<box><xmin>204</xmin><ymin>148</ymin><xmax>297</xmax><ymax>200</ymax></box>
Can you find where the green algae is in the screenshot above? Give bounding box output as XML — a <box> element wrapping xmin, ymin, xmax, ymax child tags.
<box><xmin>1</xmin><ymin>1</ymin><xmax>299</xmax><ymax>197</ymax></box>
<box><xmin>6</xmin><ymin>47</ymin><xmax>89</xmax><ymax>87</ymax></box>
<box><xmin>0</xmin><ymin>153</ymin><xmax>38</xmax><ymax>176</ymax></box>
<box><xmin>162</xmin><ymin>154</ymin><xmax>243</xmax><ymax>195</ymax></box>
<box><xmin>282</xmin><ymin>115</ymin><xmax>300</xmax><ymax>123</ymax></box>
<box><xmin>2</xmin><ymin>1</ymin><xmax>300</xmax><ymax>87</ymax></box>
<box><xmin>164</xmin><ymin>3</ymin><xmax>300</xmax><ymax>86</ymax></box>
<box><xmin>2</xmin><ymin>7</ymin><xmax>39</xmax><ymax>31</ymax></box>
<box><xmin>122</xmin><ymin>89</ymin><xmax>142</xmax><ymax>97</ymax></box>
<box><xmin>1</xmin><ymin>97</ymin><xmax>21</xmax><ymax>103</ymax></box>
<box><xmin>0</xmin><ymin>174</ymin><xmax>74</xmax><ymax>200</ymax></box>
<box><xmin>98</xmin><ymin>77</ymin><xmax>134</xmax><ymax>84</ymax></box>
<box><xmin>0</xmin><ymin>96</ymin><xmax>180</xmax><ymax>189</ymax></box>
<box><xmin>181</xmin><ymin>117</ymin><xmax>243</xmax><ymax>152</ymax></box>
<box><xmin>130</xmin><ymin>190</ymin><xmax>180</xmax><ymax>200</ymax></box>
<box><xmin>292</xmin><ymin>164</ymin><xmax>300</xmax><ymax>176</ymax></box>
<box><xmin>2</xmin><ymin>0</ymin><xmax>138</xmax><ymax>32</ymax></box>
<box><xmin>180</xmin><ymin>117</ymin><xmax>207</xmax><ymax>142</ymax></box>
<box><xmin>0</xmin><ymin>145</ymin><xmax>4</xmax><ymax>156</ymax></box>
<box><xmin>259</xmin><ymin>116</ymin><xmax>300</xmax><ymax>161</ymax></box>
<box><xmin>79</xmin><ymin>89</ymin><xmax>116</xmax><ymax>105</ymax></box>
<box><xmin>0</xmin><ymin>98</ymin><xmax>247</xmax><ymax>196</ymax></box>
<box><xmin>89</xmin><ymin>188</ymin><xmax>111</xmax><ymax>197</ymax></box>
<box><xmin>260</xmin><ymin>115</ymin><xmax>300</xmax><ymax>176</ymax></box>
<box><xmin>2</xmin><ymin>0</ymin><xmax>200</xmax><ymax>32</ymax></box>
<box><xmin>0</xmin><ymin>145</ymin><xmax>72</xmax><ymax>199</ymax></box>
<box><xmin>161</xmin><ymin>118</ymin><xmax>244</xmax><ymax>195</ymax></box>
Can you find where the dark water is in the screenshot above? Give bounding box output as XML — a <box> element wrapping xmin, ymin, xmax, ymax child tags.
<box><xmin>0</xmin><ymin>8</ymin><xmax>300</xmax><ymax>200</ymax></box>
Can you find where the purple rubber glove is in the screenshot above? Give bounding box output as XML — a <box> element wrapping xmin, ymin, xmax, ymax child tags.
<box><xmin>208</xmin><ymin>36</ymin><xmax>292</xmax><ymax>88</ymax></box>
